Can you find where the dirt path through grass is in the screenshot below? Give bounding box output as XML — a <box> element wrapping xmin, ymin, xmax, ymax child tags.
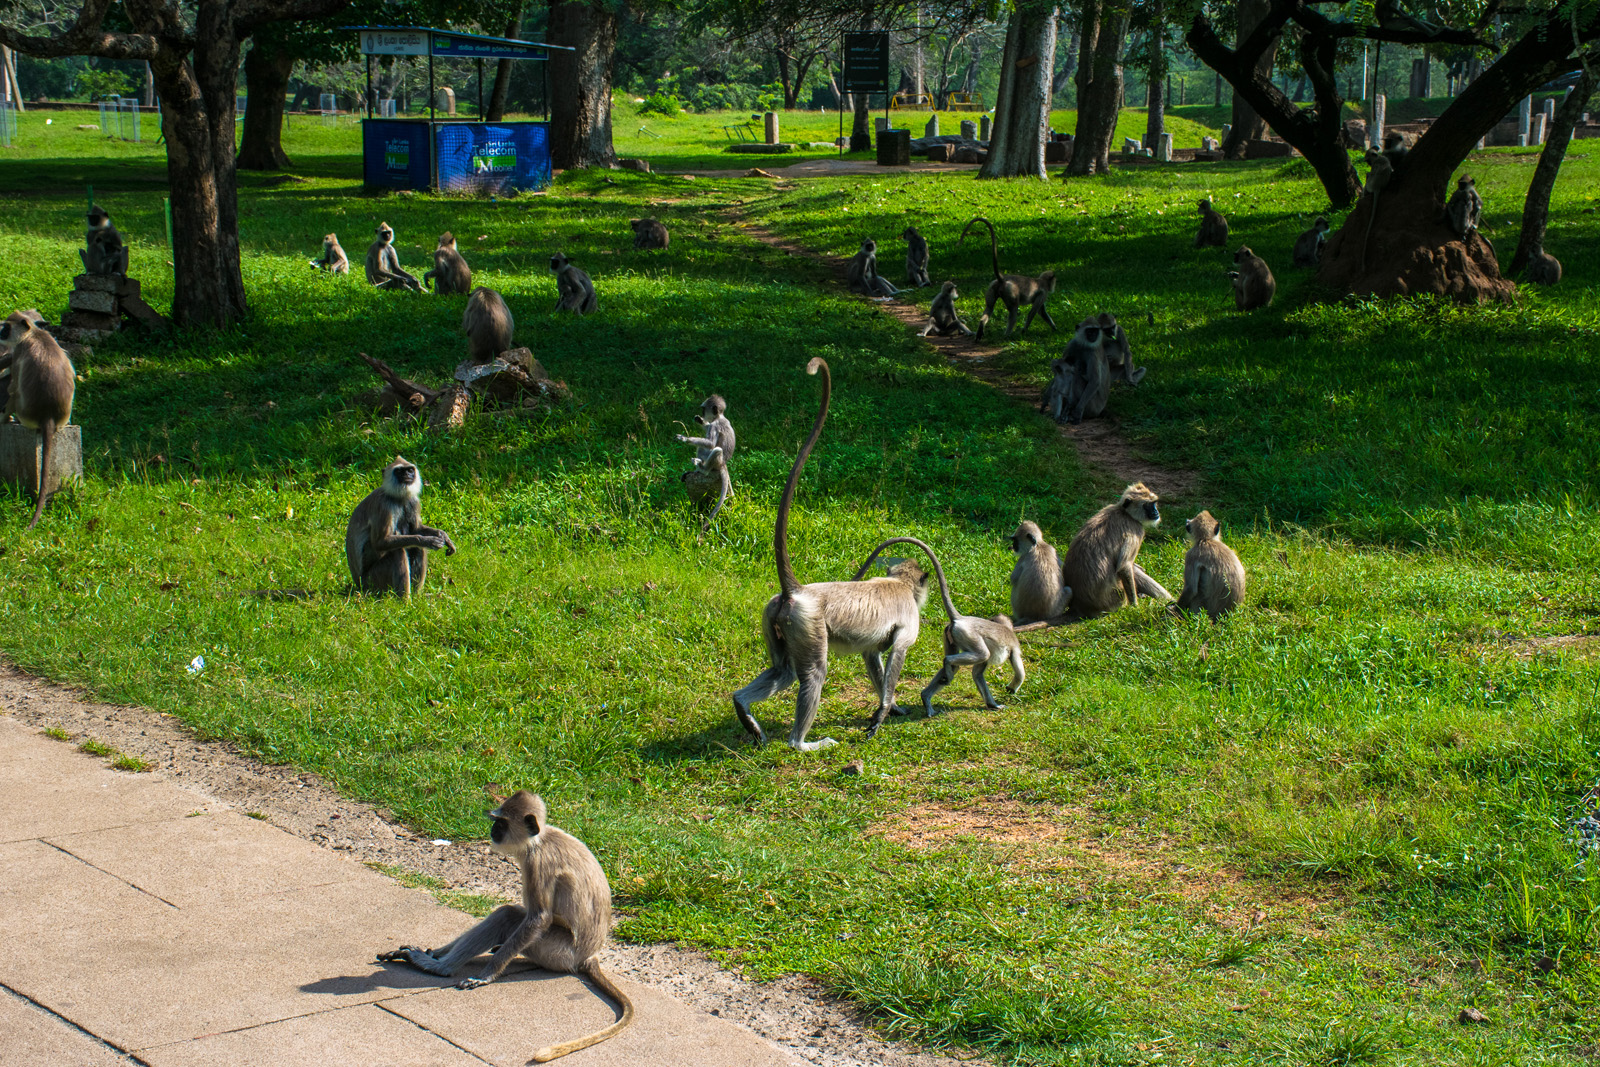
<box><xmin>736</xmin><ymin>218</ymin><xmax>1200</xmax><ymax>497</ymax></box>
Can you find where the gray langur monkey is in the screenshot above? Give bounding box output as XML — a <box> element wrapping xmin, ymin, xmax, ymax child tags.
<box><xmin>1041</xmin><ymin>312</ymin><xmax>1144</xmax><ymax>424</ymax></box>
<box><xmin>1008</xmin><ymin>520</ymin><xmax>1071</xmax><ymax>624</ymax></box>
<box><xmin>677</xmin><ymin>393</ymin><xmax>737</xmax><ymax>533</ymax></box>
<box><xmin>902</xmin><ymin>225</ymin><xmax>931</xmax><ymax>287</ymax></box>
<box><xmin>959</xmin><ymin>216</ymin><xmax>1058</xmax><ymax>340</ymax></box>
<box><xmin>1230</xmin><ymin>246</ymin><xmax>1276</xmax><ymax>311</ymax></box>
<box><xmin>0</xmin><ymin>311</ymin><xmax>75</xmax><ymax>530</ymax></box>
<box><xmin>377</xmin><ymin>790</ymin><xmax>635</xmax><ymax>1063</ymax></box>
<box><xmin>1526</xmin><ymin>247</ymin><xmax>1562</xmax><ymax>285</ymax></box>
<box><xmin>1176</xmin><ymin>509</ymin><xmax>1247</xmax><ymax>619</ymax></box>
<box><xmin>311</xmin><ymin>233</ymin><xmax>350</xmax><ymax>274</ymax></box>
<box><xmin>1381</xmin><ymin>130</ymin><xmax>1410</xmax><ymax>182</ymax></box>
<box><xmin>1194</xmin><ymin>198</ymin><xmax>1229</xmax><ymax>249</ymax></box>
<box><xmin>1359</xmin><ymin>149</ymin><xmax>1394</xmax><ymax>272</ymax></box>
<box><xmin>1061</xmin><ymin>482</ymin><xmax>1173</xmax><ymax>615</ymax></box>
<box><xmin>920</xmin><ymin>281</ymin><xmax>973</xmax><ymax>337</ymax></box>
<box><xmin>365</xmin><ymin>222</ymin><xmax>424</xmax><ymax>292</ymax></box>
<box><xmin>1445</xmin><ymin>174</ymin><xmax>1483</xmax><ymax>239</ymax></box>
<box><xmin>462</xmin><ymin>287</ymin><xmax>514</xmax><ymax>363</ymax></box>
<box><xmin>630</xmin><ymin>218</ymin><xmax>669</xmax><ymax>250</ymax></box>
<box><xmin>80</xmin><ymin>205</ymin><xmax>128</xmax><ymax>276</ymax></box>
<box><xmin>1292</xmin><ymin>217</ymin><xmax>1329</xmax><ymax>268</ymax></box>
<box><xmin>844</xmin><ymin>238</ymin><xmax>901</xmax><ymax>299</ymax></box>
<box><xmin>423</xmin><ymin>231</ymin><xmax>472</xmax><ymax>294</ymax></box>
<box><xmin>344</xmin><ymin>456</ymin><xmax>456</xmax><ymax>598</ymax></box>
<box><xmin>549</xmin><ymin>252</ymin><xmax>597</xmax><ymax>314</ymax></box>
<box><xmin>730</xmin><ymin>358</ymin><xmax>932</xmax><ymax>751</ymax></box>
<box><xmin>850</xmin><ymin>537</ymin><xmax>1026</xmax><ymax>716</ymax></box>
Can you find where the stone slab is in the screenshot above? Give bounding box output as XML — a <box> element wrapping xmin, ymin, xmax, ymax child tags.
<box><xmin>0</xmin><ymin>839</ymin><xmax>175</xmax><ymax>941</ymax></box>
<box><xmin>68</xmin><ymin>288</ymin><xmax>118</xmax><ymax>314</ymax></box>
<box><xmin>0</xmin><ymin>876</ymin><xmax>465</xmax><ymax>1050</ymax></box>
<box><xmin>0</xmin><ymin>423</ymin><xmax>83</xmax><ymax>500</ymax></box>
<box><xmin>72</xmin><ymin>273</ymin><xmax>120</xmax><ymax>293</ymax></box>
<box><xmin>385</xmin><ymin>968</ymin><xmax>799</xmax><ymax>1067</ymax></box>
<box><xmin>46</xmin><ymin>811</ymin><xmax>363</xmax><ymax>908</ymax></box>
<box><xmin>0</xmin><ymin>741</ymin><xmax>202</xmax><ymax>844</ymax></box>
<box><xmin>0</xmin><ymin>987</ymin><xmax>133</xmax><ymax>1067</ymax></box>
<box><xmin>138</xmin><ymin>1004</ymin><xmax>484</xmax><ymax>1067</ymax></box>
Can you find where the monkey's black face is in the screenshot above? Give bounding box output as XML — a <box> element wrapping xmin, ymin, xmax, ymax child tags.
<box><xmin>377</xmin><ymin>226</ymin><xmax>393</xmax><ymax>243</ymax></box>
<box><xmin>1145</xmin><ymin>502</ymin><xmax>1160</xmax><ymax>523</ymax></box>
<box><xmin>392</xmin><ymin>465</ymin><xmax>417</xmax><ymax>486</ymax></box>
<box><xmin>1081</xmin><ymin>326</ymin><xmax>1102</xmax><ymax>343</ymax></box>
<box><xmin>490</xmin><ymin>816</ymin><xmax>508</xmax><ymax>843</ymax></box>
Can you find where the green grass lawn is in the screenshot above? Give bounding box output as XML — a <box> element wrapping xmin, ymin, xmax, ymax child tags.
<box><xmin>0</xmin><ymin>110</ymin><xmax>1597</xmax><ymax>1066</ymax></box>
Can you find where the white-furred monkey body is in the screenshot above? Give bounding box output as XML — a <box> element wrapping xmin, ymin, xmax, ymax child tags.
<box><xmin>344</xmin><ymin>456</ymin><xmax>456</xmax><ymax>598</ymax></box>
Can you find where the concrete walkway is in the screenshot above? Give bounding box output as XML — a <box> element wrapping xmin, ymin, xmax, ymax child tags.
<box><xmin>0</xmin><ymin>716</ymin><xmax>796</xmax><ymax>1066</ymax></box>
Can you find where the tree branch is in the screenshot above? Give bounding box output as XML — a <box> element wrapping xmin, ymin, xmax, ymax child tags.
<box><xmin>0</xmin><ymin>0</ymin><xmax>166</xmax><ymax>60</ymax></box>
<box><xmin>234</xmin><ymin>0</ymin><xmax>358</xmax><ymax>36</ymax></box>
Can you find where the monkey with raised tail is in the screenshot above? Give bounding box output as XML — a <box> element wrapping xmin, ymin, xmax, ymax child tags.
<box><xmin>958</xmin><ymin>217</ymin><xmax>1058</xmax><ymax>339</ymax></box>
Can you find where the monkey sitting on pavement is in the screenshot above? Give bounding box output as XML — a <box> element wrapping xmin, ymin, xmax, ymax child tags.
<box><xmin>902</xmin><ymin>225</ymin><xmax>931</xmax><ymax>287</ymax></box>
<box><xmin>423</xmin><ymin>231</ymin><xmax>472</xmax><ymax>294</ymax></box>
<box><xmin>1008</xmin><ymin>520</ymin><xmax>1071</xmax><ymax>624</ymax></box>
<box><xmin>850</xmin><ymin>536</ymin><xmax>1026</xmax><ymax>716</ymax></box>
<box><xmin>731</xmin><ymin>358</ymin><xmax>931</xmax><ymax>751</ymax></box>
<box><xmin>80</xmin><ymin>205</ymin><xmax>128</xmax><ymax>276</ymax></box>
<box><xmin>844</xmin><ymin>238</ymin><xmax>901</xmax><ymax>299</ymax></box>
<box><xmin>345</xmin><ymin>456</ymin><xmax>456</xmax><ymax>598</ymax></box>
<box><xmin>550</xmin><ymin>252</ymin><xmax>598</xmax><ymax>314</ymax></box>
<box><xmin>462</xmin><ymin>287</ymin><xmax>514</xmax><ymax>363</ymax></box>
<box><xmin>365</xmin><ymin>222</ymin><xmax>424</xmax><ymax>292</ymax></box>
<box><xmin>1230</xmin><ymin>246</ymin><xmax>1276</xmax><ymax>311</ymax></box>
<box><xmin>1292</xmin><ymin>217</ymin><xmax>1329</xmax><ymax>268</ymax></box>
<box><xmin>1194</xmin><ymin>198</ymin><xmax>1229</xmax><ymax>249</ymax></box>
<box><xmin>377</xmin><ymin>791</ymin><xmax>635</xmax><ymax>1063</ymax></box>
<box><xmin>959</xmin><ymin>216</ymin><xmax>1058</xmax><ymax>340</ymax></box>
<box><xmin>631</xmin><ymin>217</ymin><xmax>669</xmax><ymax>250</ymax></box>
<box><xmin>920</xmin><ymin>280</ymin><xmax>973</xmax><ymax>337</ymax></box>
<box><xmin>311</xmin><ymin>233</ymin><xmax>350</xmax><ymax>274</ymax></box>
<box><xmin>1176</xmin><ymin>509</ymin><xmax>1246</xmax><ymax>619</ymax></box>
<box><xmin>0</xmin><ymin>310</ymin><xmax>75</xmax><ymax>530</ymax></box>
<box><xmin>1061</xmin><ymin>482</ymin><xmax>1172</xmax><ymax>615</ymax></box>
<box><xmin>678</xmin><ymin>393</ymin><xmax>736</xmax><ymax>532</ymax></box>
<box><xmin>1041</xmin><ymin>312</ymin><xmax>1144</xmax><ymax>424</ymax></box>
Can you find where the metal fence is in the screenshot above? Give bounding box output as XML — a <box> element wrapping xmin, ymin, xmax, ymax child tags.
<box><xmin>97</xmin><ymin>96</ymin><xmax>142</xmax><ymax>141</ymax></box>
<box><xmin>0</xmin><ymin>100</ymin><xmax>14</xmax><ymax>148</ymax></box>
<box><xmin>321</xmin><ymin>92</ymin><xmax>337</xmax><ymax>125</ymax></box>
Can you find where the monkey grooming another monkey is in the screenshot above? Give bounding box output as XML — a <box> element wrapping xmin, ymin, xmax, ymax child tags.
<box><xmin>1194</xmin><ymin>199</ymin><xmax>1229</xmax><ymax>249</ymax></box>
<box><xmin>920</xmin><ymin>280</ymin><xmax>974</xmax><ymax>337</ymax></box>
<box><xmin>731</xmin><ymin>358</ymin><xmax>932</xmax><ymax>750</ymax></box>
<box><xmin>311</xmin><ymin>233</ymin><xmax>350</xmax><ymax>274</ymax></box>
<box><xmin>902</xmin><ymin>226</ymin><xmax>931</xmax><ymax>287</ymax></box>
<box><xmin>549</xmin><ymin>252</ymin><xmax>597</xmax><ymax>314</ymax></box>
<box><xmin>630</xmin><ymin>218</ymin><xmax>669</xmax><ymax>250</ymax></box>
<box><xmin>1292</xmin><ymin>217</ymin><xmax>1329</xmax><ymax>268</ymax></box>
<box><xmin>345</xmin><ymin>456</ymin><xmax>456</xmax><ymax>598</ymax></box>
<box><xmin>365</xmin><ymin>222</ymin><xmax>424</xmax><ymax>292</ymax></box>
<box><xmin>423</xmin><ymin>231</ymin><xmax>472</xmax><ymax>294</ymax></box>
<box><xmin>1176</xmin><ymin>509</ymin><xmax>1246</xmax><ymax>619</ymax></box>
<box><xmin>1359</xmin><ymin>149</ymin><xmax>1394</xmax><ymax>273</ymax></box>
<box><xmin>0</xmin><ymin>311</ymin><xmax>75</xmax><ymax>530</ymax></box>
<box><xmin>80</xmin><ymin>205</ymin><xmax>128</xmax><ymax>276</ymax></box>
<box><xmin>1008</xmin><ymin>520</ymin><xmax>1072</xmax><ymax>624</ymax></box>
<box><xmin>462</xmin><ymin>287</ymin><xmax>514</xmax><ymax>363</ymax></box>
<box><xmin>377</xmin><ymin>791</ymin><xmax>635</xmax><ymax>1063</ymax></box>
<box><xmin>844</xmin><ymin>238</ymin><xmax>901</xmax><ymax>299</ymax></box>
<box><xmin>1042</xmin><ymin>312</ymin><xmax>1143</xmax><ymax>424</ymax></box>
<box><xmin>959</xmin><ymin>216</ymin><xmax>1058</xmax><ymax>340</ymax></box>
<box><xmin>1230</xmin><ymin>246</ymin><xmax>1276</xmax><ymax>311</ymax></box>
<box><xmin>677</xmin><ymin>393</ymin><xmax>737</xmax><ymax>532</ymax></box>
<box><xmin>1445</xmin><ymin>174</ymin><xmax>1483</xmax><ymax>238</ymax></box>
<box><xmin>849</xmin><ymin>536</ymin><xmax>1026</xmax><ymax>716</ymax></box>
<box><xmin>1061</xmin><ymin>482</ymin><xmax>1173</xmax><ymax>615</ymax></box>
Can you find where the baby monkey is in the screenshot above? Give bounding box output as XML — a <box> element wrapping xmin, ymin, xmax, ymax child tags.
<box><xmin>1176</xmin><ymin>510</ymin><xmax>1246</xmax><ymax>619</ymax></box>
<box><xmin>550</xmin><ymin>252</ymin><xmax>597</xmax><ymax>314</ymax></box>
<box><xmin>311</xmin><ymin>233</ymin><xmax>350</xmax><ymax>274</ymax></box>
<box><xmin>377</xmin><ymin>791</ymin><xmax>635</xmax><ymax>1062</ymax></box>
<box><xmin>677</xmin><ymin>393</ymin><xmax>737</xmax><ymax>532</ymax></box>
<box><xmin>345</xmin><ymin>456</ymin><xmax>456</xmax><ymax>598</ymax></box>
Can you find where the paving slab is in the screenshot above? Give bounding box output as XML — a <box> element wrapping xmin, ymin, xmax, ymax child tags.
<box><xmin>0</xmin><ymin>741</ymin><xmax>204</xmax><ymax>843</ymax></box>
<box><xmin>46</xmin><ymin>810</ymin><xmax>364</xmax><ymax>907</ymax></box>
<box><xmin>137</xmin><ymin>1004</ymin><xmax>487</xmax><ymax>1067</ymax></box>
<box><xmin>0</xmin><ymin>986</ymin><xmax>134</xmax><ymax>1067</ymax></box>
<box><xmin>0</xmin><ymin>839</ymin><xmax>174</xmax><ymax>941</ymax></box>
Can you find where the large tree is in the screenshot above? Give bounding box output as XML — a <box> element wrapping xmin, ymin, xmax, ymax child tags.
<box><xmin>548</xmin><ymin>0</ymin><xmax>622</xmax><ymax>168</ymax></box>
<box><xmin>0</xmin><ymin>0</ymin><xmax>355</xmax><ymax>327</ymax></box>
<box><xmin>1510</xmin><ymin>64</ymin><xmax>1594</xmax><ymax>274</ymax></box>
<box><xmin>979</xmin><ymin>0</ymin><xmax>1057</xmax><ymax>178</ymax></box>
<box><xmin>1068</xmin><ymin>0</ymin><xmax>1130</xmax><ymax>174</ymax></box>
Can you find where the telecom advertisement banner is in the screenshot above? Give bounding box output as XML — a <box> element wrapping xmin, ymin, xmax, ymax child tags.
<box><xmin>435</xmin><ymin>123</ymin><xmax>552</xmax><ymax>194</ymax></box>
<box><xmin>361</xmin><ymin>120</ymin><xmax>431</xmax><ymax>189</ymax></box>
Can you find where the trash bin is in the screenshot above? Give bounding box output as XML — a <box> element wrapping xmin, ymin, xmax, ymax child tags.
<box><xmin>876</xmin><ymin>128</ymin><xmax>911</xmax><ymax>166</ymax></box>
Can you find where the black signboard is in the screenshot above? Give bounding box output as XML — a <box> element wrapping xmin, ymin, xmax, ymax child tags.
<box><xmin>842</xmin><ymin>32</ymin><xmax>890</xmax><ymax>92</ymax></box>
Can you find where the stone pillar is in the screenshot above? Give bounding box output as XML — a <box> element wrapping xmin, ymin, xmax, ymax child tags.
<box><xmin>1519</xmin><ymin>95</ymin><xmax>1533</xmax><ymax>143</ymax></box>
<box><xmin>874</xmin><ymin>115</ymin><xmax>889</xmax><ymax>134</ymax></box>
<box><xmin>1530</xmin><ymin>112</ymin><xmax>1547</xmax><ymax>146</ymax></box>
<box><xmin>979</xmin><ymin>114</ymin><xmax>991</xmax><ymax>141</ymax></box>
<box><xmin>1156</xmin><ymin>132</ymin><xmax>1173</xmax><ymax>161</ymax></box>
<box><xmin>1220</xmin><ymin>123</ymin><xmax>1232</xmax><ymax>143</ymax></box>
<box><xmin>1202</xmin><ymin>135</ymin><xmax>1218</xmax><ymax>151</ymax></box>
<box><xmin>960</xmin><ymin>119</ymin><xmax>976</xmax><ymax>139</ymax></box>
<box><xmin>1370</xmin><ymin>93</ymin><xmax>1385</xmax><ymax>148</ymax></box>
<box><xmin>924</xmin><ymin>114</ymin><xmax>938</xmax><ymax>138</ymax></box>
<box><xmin>763</xmin><ymin>111</ymin><xmax>779</xmax><ymax>144</ymax></box>
<box><xmin>437</xmin><ymin>87</ymin><xmax>455</xmax><ymax>115</ymax></box>
<box><xmin>0</xmin><ymin>423</ymin><xmax>82</xmax><ymax>502</ymax></box>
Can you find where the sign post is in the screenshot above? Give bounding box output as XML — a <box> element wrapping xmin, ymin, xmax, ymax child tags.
<box><xmin>841</xmin><ymin>31</ymin><xmax>890</xmax><ymax>156</ymax></box>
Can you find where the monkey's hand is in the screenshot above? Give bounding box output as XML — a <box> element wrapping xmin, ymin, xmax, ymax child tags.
<box><xmin>377</xmin><ymin>946</ymin><xmax>430</xmax><ymax>964</ymax></box>
<box><xmin>439</xmin><ymin>534</ymin><xmax>457</xmax><ymax>556</ymax></box>
<box><xmin>456</xmin><ymin>974</ymin><xmax>495</xmax><ymax>990</ymax></box>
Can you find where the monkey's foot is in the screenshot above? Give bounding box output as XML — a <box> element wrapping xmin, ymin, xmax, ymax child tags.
<box><xmin>986</xmin><ymin>702</ymin><xmax>1006</xmax><ymax>711</ymax></box>
<box><xmin>923</xmin><ymin>702</ymin><xmax>943</xmax><ymax>718</ymax></box>
<box><xmin>456</xmin><ymin>975</ymin><xmax>494</xmax><ymax>990</ymax></box>
<box><xmin>888</xmin><ymin>704</ymin><xmax>915</xmax><ymax>717</ymax></box>
<box><xmin>790</xmin><ymin>736</ymin><xmax>838</xmax><ymax>752</ymax></box>
<box><xmin>377</xmin><ymin>946</ymin><xmax>429</xmax><ymax>964</ymax></box>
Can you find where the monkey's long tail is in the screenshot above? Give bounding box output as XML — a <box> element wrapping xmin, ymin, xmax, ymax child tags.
<box><xmin>850</xmin><ymin>535</ymin><xmax>959</xmax><ymax>622</ymax></box>
<box><xmin>701</xmin><ymin>475</ymin><xmax>730</xmax><ymax>534</ymax></box>
<box><xmin>26</xmin><ymin>420</ymin><xmax>54</xmax><ymax>531</ymax></box>
<box><xmin>531</xmin><ymin>964</ymin><xmax>636</xmax><ymax>1063</ymax></box>
<box><xmin>958</xmin><ymin>217</ymin><xmax>1001</xmax><ymax>281</ymax></box>
<box><xmin>774</xmin><ymin>358</ymin><xmax>831</xmax><ymax>599</ymax></box>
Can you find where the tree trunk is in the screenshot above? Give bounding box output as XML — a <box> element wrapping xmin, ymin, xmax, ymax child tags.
<box><xmin>1068</xmin><ymin>0</ymin><xmax>1127</xmax><ymax>175</ymax></box>
<box><xmin>1144</xmin><ymin>11</ymin><xmax>1165</xmax><ymax>149</ymax></box>
<box><xmin>1511</xmin><ymin>69</ymin><xmax>1594</xmax><ymax>274</ymax></box>
<box><xmin>486</xmin><ymin>16</ymin><xmax>519</xmax><ymax>122</ymax></box>
<box><xmin>548</xmin><ymin>0</ymin><xmax>621</xmax><ymax>169</ymax></box>
<box><xmin>1223</xmin><ymin>0</ymin><xmax>1276</xmax><ymax>158</ymax></box>
<box><xmin>850</xmin><ymin>90</ymin><xmax>871</xmax><ymax>152</ymax></box>
<box><xmin>237</xmin><ymin>44</ymin><xmax>293</xmax><ymax>170</ymax></box>
<box><xmin>777</xmin><ymin>48</ymin><xmax>795</xmax><ymax>109</ymax></box>
<box><xmin>979</xmin><ymin>0</ymin><xmax>1057</xmax><ymax>178</ymax></box>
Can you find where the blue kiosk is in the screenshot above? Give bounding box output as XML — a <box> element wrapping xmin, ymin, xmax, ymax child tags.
<box><xmin>351</xmin><ymin>26</ymin><xmax>570</xmax><ymax>195</ymax></box>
